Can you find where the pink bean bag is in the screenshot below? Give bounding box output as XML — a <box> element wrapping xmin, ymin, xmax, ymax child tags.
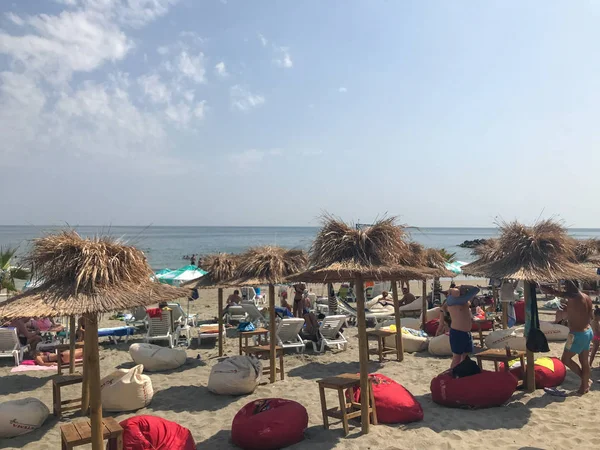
<box><xmin>431</xmin><ymin>370</ymin><xmax>517</xmax><ymax>408</ymax></box>
<box><xmin>232</xmin><ymin>399</ymin><xmax>308</xmax><ymax>450</ymax></box>
<box><xmin>424</xmin><ymin>319</ymin><xmax>439</xmax><ymax>336</ymax></box>
<box><xmin>346</xmin><ymin>373</ymin><xmax>423</xmax><ymax>424</ymax></box>
<box><xmin>120</xmin><ymin>415</ymin><xmax>195</xmax><ymax>450</ymax></box>
<box><xmin>499</xmin><ymin>356</ymin><xmax>566</xmax><ymax>389</ymax></box>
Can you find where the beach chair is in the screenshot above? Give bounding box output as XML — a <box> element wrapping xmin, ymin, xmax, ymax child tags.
<box><xmin>0</xmin><ymin>327</ymin><xmax>29</xmax><ymax>366</ymax></box>
<box><xmin>309</xmin><ymin>315</ymin><xmax>348</xmax><ymax>353</ymax></box>
<box><xmin>336</xmin><ymin>298</ymin><xmax>394</xmax><ymax>328</ymax></box>
<box><xmin>241</xmin><ymin>287</ymin><xmax>266</xmax><ymax>306</ymax></box>
<box><xmin>226</xmin><ymin>305</ymin><xmax>248</xmax><ymax>324</ymax></box>
<box><xmin>144</xmin><ymin>310</ymin><xmax>174</xmax><ymax>348</ymax></box>
<box><xmin>276</xmin><ymin>318</ymin><xmax>305</xmax><ymax>353</ymax></box>
<box><xmin>197</xmin><ymin>323</ymin><xmax>225</xmax><ymax>345</ymax></box>
<box><xmin>240</xmin><ymin>302</ymin><xmax>266</xmax><ymax>326</ymax></box>
<box><xmin>125</xmin><ymin>306</ymin><xmax>148</xmax><ymax>329</ymax></box>
<box><xmin>166</xmin><ymin>302</ymin><xmax>198</xmax><ymax>327</ymax></box>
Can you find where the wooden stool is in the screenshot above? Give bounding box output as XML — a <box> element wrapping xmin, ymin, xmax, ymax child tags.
<box><xmin>366</xmin><ymin>329</ymin><xmax>397</xmax><ymax>362</ymax></box>
<box><xmin>55</xmin><ymin>343</ymin><xmax>84</xmax><ymax>375</ymax></box>
<box><xmin>60</xmin><ymin>417</ymin><xmax>123</xmax><ymax>450</ymax></box>
<box><xmin>475</xmin><ymin>348</ymin><xmax>525</xmax><ymax>372</ymax></box>
<box><xmin>243</xmin><ymin>345</ymin><xmax>284</xmax><ymax>381</ymax></box>
<box><xmin>317</xmin><ymin>373</ymin><xmax>377</xmax><ymax>436</ymax></box>
<box><xmin>53</xmin><ymin>374</ymin><xmax>83</xmax><ymax>418</ymax></box>
<box><xmin>238</xmin><ymin>328</ymin><xmax>269</xmax><ymax>355</ymax></box>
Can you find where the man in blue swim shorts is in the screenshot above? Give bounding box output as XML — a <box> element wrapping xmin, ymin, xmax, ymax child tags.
<box><xmin>441</xmin><ymin>286</ymin><xmax>479</xmax><ymax>369</ymax></box>
<box><xmin>542</xmin><ymin>281</ymin><xmax>594</xmax><ymax>395</ymax></box>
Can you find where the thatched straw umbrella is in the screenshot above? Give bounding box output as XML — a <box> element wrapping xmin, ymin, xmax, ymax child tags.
<box><xmin>288</xmin><ymin>216</ymin><xmax>424</xmax><ymax>434</ymax></box>
<box><xmin>462</xmin><ymin>220</ymin><xmax>596</xmax><ymax>391</ymax></box>
<box><xmin>0</xmin><ymin>231</ymin><xmax>187</xmax><ymax>450</ymax></box>
<box><xmin>183</xmin><ymin>253</ymin><xmax>239</xmax><ymax>357</ymax></box>
<box><xmin>229</xmin><ymin>246</ymin><xmax>308</xmax><ymax>383</ymax></box>
<box><xmin>573</xmin><ymin>238</ymin><xmax>600</xmax><ymax>269</ymax></box>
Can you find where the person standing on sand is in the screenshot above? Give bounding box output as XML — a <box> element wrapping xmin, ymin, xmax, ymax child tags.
<box><xmin>190</xmin><ymin>254</ymin><xmax>196</xmax><ymax>266</ymax></box>
<box><xmin>292</xmin><ymin>283</ymin><xmax>305</xmax><ymax>318</ymax></box>
<box><xmin>542</xmin><ymin>281</ymin><xmax>593</xmax><ymax>395</ymax></box>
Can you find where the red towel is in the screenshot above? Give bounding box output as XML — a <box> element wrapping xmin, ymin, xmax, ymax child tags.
<box><xmin>147</xmin><ymin>308</ymin><xmax>162</xmax><ymax>319</ymax></box>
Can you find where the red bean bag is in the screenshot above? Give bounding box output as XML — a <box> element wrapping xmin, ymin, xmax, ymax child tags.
<box><xmin>514</xmin><ymin>300</ymin><xmax>525</xmax><ymax>324</ymax></box>
<box><xmin>346</xmin><ymin>373</ymin><xmax>423</xmax><ymax>424</ymax></box>
<box><xmin>424</xmin><ymin>319</ymin><xmax>439</xmax><ymax>336</ymax></box>
<box><xmin>471</xmin><ymin>318</ymin><xmax>493</xmax><ymax>332</ymax></box>
<box><xmin>120</xmin><ymin>415</ymin><xmax>195</xmax><ymax>450</ymax></box>
<box><xmin>232</xmin><ymin>398</ymin><xmax>308</xmax><ymax>450</ymax></box>
<box><xmin>431</xmin><ymin>370</ymin><xmax>517</xmax><ymax>408</ymax></box>
<box><xmin>499</xmin><ymin>357</ymin><xmax>566</xmax><ymax>389</ymax></box>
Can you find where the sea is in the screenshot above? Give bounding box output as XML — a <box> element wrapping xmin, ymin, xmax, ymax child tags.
<box><xmin>1</xmin><ymin>226</ymin><xmax>599</xmax><ymax>271</ymax></box>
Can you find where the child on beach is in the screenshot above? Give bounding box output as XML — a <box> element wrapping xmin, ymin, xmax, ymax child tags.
<box><xmin>589</xmin><ymin>306</ymin><xmax>600</xmax><ymax>367</ymax></box>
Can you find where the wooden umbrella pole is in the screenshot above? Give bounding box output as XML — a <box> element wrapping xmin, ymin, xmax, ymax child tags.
<box><xmin>499</xmin><ymin>284</ymin><xmax>508</xmax><ymax>329</ymax></box>
<box><xmin>269</xmin><ymin>284</ymin><xmax>276</xmax><ymax>383</ymax></box>
<box><xmin>217</xmin><ymin>288</ymin><xmax>224</xmax><ymax>357</ymax></box>
<box><xmin>523</xmin><ymin>281</ymin><xmax>535</xmax><ymax>392</ymax></box>
<box><xmin>85</xmin><ymin>313</ymin><xmax>103</xmax><ymax>450</ymax></box>
<box><xmin>391</xmin><ymin>281</ymin><xmax>403</xmax><ymax>361</ymax></box>
<box><xmin>69</xmin><ymin>315</ymin><xmax>76</xmax><ymax>374</ymax></box>
<box><xmin>421</xmin><ymin>280</ymin><xmax>427</xmax><ymax>330</ymax></box>
<box><xmin>355</xmin><ymin>276</ymin><xmax>370</xmax><ymax>434</ymax></box>
<box><xmin>81</xmin><ymin>315</ymin><xmax>91</xmax><ymax>414</ymax></box>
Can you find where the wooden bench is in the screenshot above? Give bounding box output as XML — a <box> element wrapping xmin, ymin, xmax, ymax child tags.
<box><xmin>52</xmin><ymin>374</ymin><xmax>83</xmax><ymax>418</ymax></box>
<box><xmin>60</xmin><ymin>417</ymin><xmax>123</xmax><ymax>450</ymax></box>
<box><xmin>317</xmin><ymin>373</ymin><xmax>377</xmax><ymax>436</ymax></box>
<box><xmin>238</xmin><ymin>328</ymin><xmax>269</xmax><ymax>355</ymax></box>
<box><xmin>242</xmin><ymin>345</ymin><xmax>284</xmax><ymax>381</ymax></box>
<box><xmin>366</xmin><ymin>329</ymin><xmax>397</xmax><ymax>362</ymax></box>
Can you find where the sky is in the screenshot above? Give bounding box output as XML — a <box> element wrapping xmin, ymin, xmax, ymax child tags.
<box><xmin>1</xmin><ymin>1</ymin><xmax>599</xmax><ymax>228</ymax></box>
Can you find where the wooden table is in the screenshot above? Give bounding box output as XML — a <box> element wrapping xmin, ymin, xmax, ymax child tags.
<box><xmin>316</xmin><ymin>374</ymin><xmax>377</xmax><ymax>436</ymax></box>
<box><xmin>238</xmin><ymin>328</ymin><xmax>269</xmax><ymax>355</ymax></box>
<box><xmin>475</xmin><ymin>348</ymin><xmax>526</xmax><ymax>372</ymax></box>
<box><xmin>243</xmin><ymin>345</ymin><xmax>284</xmax><ymax>381</ymax></box>
<box><xmin>60</xmin><ymin>417</ymin><xmax>123</xmax><ymax>450</ymax></box>
<box><xmin>472</xmin><ymin>318</ymin><xmax>495</xmax><ymax>347</ymax></box>
<box><xmin>366</xmin><ymin>329</ymin><xmax>397</xmax><ymax>362</ymax></box>
<box><xmin>52</xmin><ymin>373</ymin><xmax>83</xmax><ymax>418</ymax></box>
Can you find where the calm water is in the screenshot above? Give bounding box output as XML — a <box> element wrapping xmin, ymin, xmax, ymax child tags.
<box><xmin>1</xmin><ymin>226</ymin><xmax>599</xmax><ymax>270</ymax></box>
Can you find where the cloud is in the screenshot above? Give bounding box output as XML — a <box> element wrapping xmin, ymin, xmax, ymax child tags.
<box><xmin>157</xmin><ymin>45</ymin><xmax>169</xmax><ymax>55</ymax></box>
<box><xmin>165</xmin><ymin>100</ymin><xmax>206</xmax><ymax>127</ymax></box>
<box><xmin>138</xmin><ymin>74</ymin><xmax>171</xmax><ymax>103</ymax></box>
<box><xmin>274</xmin><ymin>47</ymin><xmax>293</xmax><ymax>68</ymax></box>
<box><xmin>214</xmin><ymin>61</ymin><xmax>228</xmax><ymax>77</ymax></box>
<box><xmin>227</xmin><ymin>148</ymin><xmax>282</xmax><ymax>168</ymax></box>
<box><xmin>176</xmin><ymin>51</ymin><xmax>206</xmax><ymax>83</ymax></box>
<box><xmin>5</xmin><ymin>12</ymin><xmax>24</xmax><ymax>26</ymax></box>
<box><xmin>230</xmin><ymin>85</ymin><xmax>265</xmax><ymax>112</ymax></box>
<box><xmin>258</xmin><ymin>33</ymin><xmax>268</xmax><ymax>47</ymax></box>
<box><xmin>338</xmin><ymin>86</ymin><xmax>348</xmax><ymax>93</ymax></box>
<box><xmin>300</xmin><ymin>149</ymin><xmax>323</xmax><ymax>156</ymax></box>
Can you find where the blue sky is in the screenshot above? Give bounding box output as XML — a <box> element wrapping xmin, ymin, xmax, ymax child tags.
<box><xmin>1</xmin><ymin>1</ymin><xmax>599</xmax><ymax>228</ymax></box>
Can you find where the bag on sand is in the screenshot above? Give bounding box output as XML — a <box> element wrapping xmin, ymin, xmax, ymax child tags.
<box><xmin>526</xmin><ymin>283</ymin><xmax>549</xmax><ymax>353</ymax></box>
<box><xmin>452</xmin><ymin>356</ymin><xmax>481</xmax><ymax>378</ymax></box>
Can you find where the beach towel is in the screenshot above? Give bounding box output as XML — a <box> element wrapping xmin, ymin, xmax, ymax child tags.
<box><xmin>446</xmin><ymin>286</ymin><xmax>480</xmax><ymax>306</ymax></box>
<box><xmin>147</xmin><ymin>308</ymin><xmax>162</xmax><ymax>319</ymax></box>
<box><xmin>11</xmin><ymin>364</ymin><xmax>57</xmax><ymax>373</ymax></box>
<box><xmin>507</xmin><ymin>302</ymin><xmax>517</xmax><ymax>327</ymax></box>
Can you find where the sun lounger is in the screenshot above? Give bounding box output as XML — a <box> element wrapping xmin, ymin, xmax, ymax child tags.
<box><xmin>145</xmin><ymin>309</ymin><xmax>174</xmax><ymax>348</ymax></box>
<box><xmin>276</xmin><ymin>318</ymin><xmax>305</xmax><ymax>353</ymax></box>
<box><xmin>336</xmin><ymin>298</ymin><xmax>395</xmax><ymax>328</ymax></box>
<box><xmin>98</xmin><ymin>326</ymin><xmax>136</xmax><ymax>344</ymax></box>
<box><xmin>197</xmin><ymin>323</ymin><xmax>225</xmax><ymax>345</ymax></box>
<box><xmin>240</xmin><ymin>302</ymin><xmax>267</xmax><ymax>327</ymax></box>
<box><xmin>166</xmin><ymin>302</ymin><xmax>198</xmax><ymax>327</ymax></box>
<box><xmin>0</xmin><ymin>327</ymin><xmax>29</xmax><ymax>366</ymax></box>
<box><xmin>125</xmin><ymin>306</ymin><xmax>148</xmax><ymax>329</ymax></box>
<box><xmin>226</xmin><ymin>305</ymin><xmax>248</xmax><ymax>324</ymax></box>
<box><xmin>309</xmin><ymin>315</ymin><xmax>348</xmax><ymax>353</ymax></box>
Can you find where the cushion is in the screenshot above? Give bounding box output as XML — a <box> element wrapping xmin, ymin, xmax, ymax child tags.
<box><xmin>129</xmin><ymin>343</ymin><xmax>187</xmax><ymax>372</ymax></box>
<box><xmin>232</xmin><ymin>399</ymin><xmax>308</xmax><ymax>450</ymax></box>
<box><xmin>0</xmin><ymin>398</ymin><xmax>49</xmax><ymax>438</ymax></box>
<box><xmin>101</xmin><ymin>365</ymin><xmax>153</xmax><ymax>412</ymax></box>
<box><xmin>431</xmin><ymin>370</ymin><xmax>517</xmax><ymax>408</ymax></box>
<box><xmin>514</xmin><ymin>300</ymin><xmax>525</xmax><ymax>324</ymax></box>
<box><xmin>499</xmin><ymin>357</ymin><xmax>566</xmax><ymax>389</ymax></box>
<box><xmin>120</xmin><ymin>415</ymin><xmax>195</xmax><ymax>450</ymax></box>
<box><xmin>424</xmin><ymin>319</ymin><xmax>439</xmax><ymax>336</ymax></box>
<box><xmin>208</xmin><ymin>356</ymin><xmax>262</xmax><ymax>395</ymax></box>
<box><xmin>428</xmin><ymin>333</ymin><xmax>452</xmax><ymax>356</ymax></box>
<box><xmin>485</xmin><ymin>328</ymin><xmax>526</xmax><ymax>351</ymax></box>
<box><xmin>346</xmin><ymin>374</ymin><xmax>423</xmax><ymax>424</ymax></box>
<box><xmin>383</xmin><ymin>327</ymin><xmax>428</xmax><ymax>353</ymax></box>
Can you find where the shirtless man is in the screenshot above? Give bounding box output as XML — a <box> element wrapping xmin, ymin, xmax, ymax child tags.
<box><xmin>7</xmin><ymin>317</ymin><xmax>42</xmax><ymax>350</ymax></box>
<box><xmin>399</xmin><ymin>287</ymin><xmax>416</xmax><ymax>307</ymax></box>
<box><xmin>542</xmin><ymin>281</ymin><xmax>593</xmax><ymax>395</ymax></box>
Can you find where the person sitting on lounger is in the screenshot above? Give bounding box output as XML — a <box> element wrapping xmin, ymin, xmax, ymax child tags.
<box><xmin>34</xmin><ymin>347</ymin><xmax>83</xmax><ymax>366</ymax></box>
<box><xmin>280</xmin><ymin>291</ymin><xmax>292</xmax><ymax>312</ymax></box>
<box><xmin>300</xmin><ymin>311</ymin><xmax>320</xmax><ymax>342</ymax></box>
<box><xmin>399</xmin><ymin>287</ymin><xmax>416</xmax><ymax>307</ymax></box>
<box><xmin>6</xmin><ymin>318</ymin><xmax>42</xmax><ymax>350</ymax></box>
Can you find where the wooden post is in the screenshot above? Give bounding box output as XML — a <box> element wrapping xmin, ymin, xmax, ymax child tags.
<box><xmin>217</xmin><ymin>288</ymin><xmax>224</xmax><ymax>357</ymax></box>
<box><xmin>269</xmin><ymin>284</ymin><xmax>276</xmax><ymax>383</ymax></box>
<box><xmin>81</xmin><ymin>315</ymin><xmax>91</xmax><ymax>414</ymax></box>
<box><xmin>421</xmin><ymin>280</ymin><xmax>428</xmax><ymax>330</ymax></box>
<box><xmin>523</xmin><ymin>281</ymin><xmax>535</xmax><ymax>392</ymax></box>
<box><xmin>391</xmin><ymin>281</ymin><xmax>403</xmax><ymax>361</ymax></box>
<box><xmin>84</xmin><ymin>313</ymin><xmax>103</xmax><ymax>450</ymax></box>
<box><xmin>499</xmin><ymin>283</ymin><xmax>508</xmax><ymax>329</ymax></box>
<box><xmin>355</xmin><ymin>276</ymin><xmax>370</xmax><ymax>434</ymax></box>
<box><xmin>69</xmin><ymin>315</ymin><xmax>76</xmax><ymax>374</ymax></box>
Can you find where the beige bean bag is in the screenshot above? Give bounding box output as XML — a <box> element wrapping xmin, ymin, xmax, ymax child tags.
<box><xmin>420</xmin><ymin>307</ymin><xmax>441</xmax><ymax>323</ymax></box>
<box><xmin>382</xmin><ymin>327</ymin><xmax>428</xmax><ymax>353</ymax></box>
<box><xmin>540</xmin><ymin>321</ymin><xmax>569</xmax><ymax>341</ymax></box>
<box><xmin>0</xmin><ymin>398</ymin><xmax>49</xmax><ymax>438</ymax></box>
<box><xmin>129</xmin><ymin>343</ymin><xmax>187</xmax><ymax>372</ymax></box>
<box><xmin>208</xmin><ymin>356</ymin><xmax>262</xmax><ymax>395</ymax></box>
<box><xmin>428</xmin><ymin>334</ymin><xmax>452</xmax><ymax>356</ymax></box>
<box><xmin>401</xmin><ymin>318</ymin><xmax>422</xmax><ymax>330</ymax></box>
<box><xmin>485</xmin><ymin>328</ymin><xmax>526</xmax><ymax>351</ymax></box>
<box><xmin>101</xmin><ymin>365</ymin><xmax>153</xmax><ymax>412</ymax></box>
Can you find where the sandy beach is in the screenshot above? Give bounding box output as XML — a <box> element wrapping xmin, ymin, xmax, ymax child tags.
<box><xmin>1</xmin><ymin>280</ymin><xmax>599</xmax><ymax>450</ymax></box>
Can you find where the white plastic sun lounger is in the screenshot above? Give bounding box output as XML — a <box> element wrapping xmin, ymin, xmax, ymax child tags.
<box><xmin>276</xmin><ymin>318</ymin><xmax>305</xmax><ymax>353</ymax></box>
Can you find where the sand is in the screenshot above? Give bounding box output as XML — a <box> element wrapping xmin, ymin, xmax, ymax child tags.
<box><xmin>1</xmin><ymin>280</ymin><xmax>599</xmax><ymax>450</ymax></box>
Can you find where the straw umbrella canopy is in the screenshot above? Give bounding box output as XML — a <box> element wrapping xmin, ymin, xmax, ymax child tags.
<box><xmin>287</xmin><ymin>215</ymin><xmax>421</xmax><ymax>435</ymax></box>
<box><xmin>461</xmin><ymin>220</ymin><xmax>596</xmax><ymax>391</ymax></box>
<box><xmin>0</xmin><ymin>231</ymin><xmax>187</xmax><ymax>450</ymax></box>
<box><xmin>182</xmin><ymin>253</ymin><xmax>239</xmax><ymax>356</ymax></box>
<box><xmin>572</xmin><ymin>239</ymin><xmax>600</xmax><ymax>271</ymax></box>
<box><xmin>227</xmin><ymin>246</ymin><xmax>308</xmax><ymax>383</ymax></box>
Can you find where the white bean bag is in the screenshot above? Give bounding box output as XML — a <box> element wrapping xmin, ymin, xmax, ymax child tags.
<box><xmin>540</xmin><ymin>322</ymin><xmax>569</xmax><ymax>341</ymax></box>
<box><xmin>0</xmin><ymin>398</ymin><xmax>49</xmax><ymax>438</ymax></box>
<box><xmin>401</xmin><ymin>318</ymin><xmax>422</xmax><ymax>330</ymax></box>
<box><xmin>485</xmin><ymin>328</ymin><xmax>526</xmax><ymax>351</ymax></box>
<box><xmin>207</xmin><ymin>356</ymin><xmax>262</xmax><ymax>395</ymax></box>
<box><xmin>101</xmin><ymin>365</ymin><xmax>153</xmax><ymax>412</ymax></box>
<box><xmin>129</xmin><ymin>343</ymin><xmax>187</xmax><ymax>372</ymax></box>
<box><xmin>383</xmin><ymin>328</ymin><xmax>429</xmax><ymax>353</ymax></box>
<box><xmin>428</xmin><ymin>334</ymin><xmax>452</xmax><ymax>356</ymax></box>
<box><xmin>398</xmin><ymin>301</ymin><xmax>421</xmax><ymax>313</ymax></box>
<box><xmin>420</xmin><ymin>307</ymin><xmax>441</xmax><ymax>323</ymax></box>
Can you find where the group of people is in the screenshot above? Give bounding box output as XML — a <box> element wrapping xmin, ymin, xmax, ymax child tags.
<box><xmin>438</xmin><ymin>281</ymin><xmax>599</xmax><ymax>396</ymax></box>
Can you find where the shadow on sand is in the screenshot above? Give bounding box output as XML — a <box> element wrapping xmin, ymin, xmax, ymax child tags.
<box><xmin>150</xmin><ymin>385</ymin><xmax>240</xmax><ymax>412</ymax></box>
<box><xmin>287</xmin><ymin>361</ymin><xmax>383</xmax><ymax>380</ymax></box>
<box><xmin>0</xmin><ymin>374</ymin><xmax>52</xmax><ymax>395</ymax></box>
<box><xmin>116</xmin><ymin>357</ymin><xmax>205</xmax><ymax>373</ymax></box>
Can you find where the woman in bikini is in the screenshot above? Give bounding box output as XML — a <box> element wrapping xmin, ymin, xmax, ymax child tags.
<box><xmin>34</xmin><ymin>347</ymin><xmax>83</xmax><ymax>366</ymax></box>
